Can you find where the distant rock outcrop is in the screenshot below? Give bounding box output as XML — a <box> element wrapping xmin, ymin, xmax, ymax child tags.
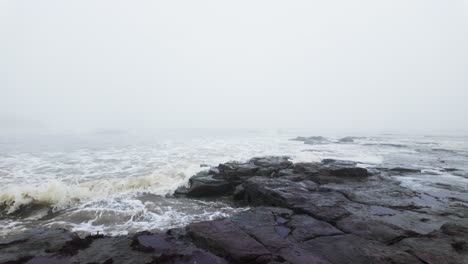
<box><xmin>291</xmin><ymin>136</ymin><xmax>329</xmax><ymax>145</ymax></box>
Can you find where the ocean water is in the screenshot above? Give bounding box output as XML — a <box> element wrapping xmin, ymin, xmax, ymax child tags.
<box><xmin>1</xmin><ymin>130</ymin><xmax>467</xmax><ymax>237</ymax></box>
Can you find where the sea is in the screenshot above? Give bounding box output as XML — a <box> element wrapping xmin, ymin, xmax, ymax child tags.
<box><xmin>1</xmin><ymin>130</ymin><xmax>467</xmax><ymax>237</ymax></box>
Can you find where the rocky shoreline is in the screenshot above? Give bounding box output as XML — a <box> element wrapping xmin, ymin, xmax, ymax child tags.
<box><xmin>1</xmin><ymin>156</ymin><xmax>467</xmax><ymax>264</ymax></box>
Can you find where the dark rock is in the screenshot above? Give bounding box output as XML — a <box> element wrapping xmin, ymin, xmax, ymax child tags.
<box><xmin>76</xmin><ymin>234</ymin><xmax>228</xmax><ymax>264</ymax></box>
<box><xmin>0</xmin><ymin>228</ymin><xmax>229</xmax><ymax>264</ymax></box>
<box><xmin>287</xmin><ymin>214</ymin><xmax>343</xmax><ymax>242</ymax></box>
<box><xmin>320</xmin><ymin>160</ymin><xmax>368</xmax><ymax>178</ymax></box>
<box><xmin>175</xmin><ymin>171</ymin><xmax>233</xmax><ymax>197</ymax></box>
<box><xmin>26</xmin><ymin>256</ymin><xmax>73</xmax><ymax>264</ymax></box>
<box><xmin>233</xmin><ymin>185</ymin><xmax>246</xmax><ymax>200</ymax></box>
<box><xmin>397</xmin><ymin>232</ymin><xmax>468</xmax><ymax>264</ymax></box>
<box><xmin>280</xmin><ymin>174</ymin><xmax>309</xmax><ymax>182</ymax></box>
<box><xmin>320</xmin><ymin>179</ymin><xmax>423</xmax><ymax>209</ymax></box>
<box><xmin>0</xmin><ymin>229</ymin><xmax>74</xmax><ymax>263</ymax></box>
<box><xmin>277</xmin><ymin>245</ymin><xmax>332</xmax><ymax>264</ymax></box>
<box><xmin>278</xmin><ymin>168</ymin><xmax>295</xmax><ymax>176</ymax></box>
<box><xmin>443</xmin><ymin>168</ymin><xmax>460</xmax><ymax>172</ymax></box>
<box><xmin>177</xmin><ymin>156</ymin><xmax>294</xmax><ymax>198</ymax></box>
<box><xmin>290</xmin><ymin>162</ymin><xmax>321</xmax><ymax>176</ymax></box>
<box><xmin>290</xmin><ymin>136</ymin><xmax>328</xmax><ymax>144</ymax></box>
<box><xmin>76</xmin><ymin>236</ymin><xmax>154</xmax><ymax>264</ymax></box>
<box><xmin>308</xmin><ymin>136</ymin><xmax>327</xmax><ymax>140</ymax></box>
<box><xmin>440</xmin><ymin>222</ymin><xmax>468</xmax><ymax>237</ymax></box>
<box><xmin>186</xmin><ymin>176</ymin><xmax>232</xmax><ymax>197</ymax></box>
<box><xmin>321</xmin><ymin>159</ymin><xmax>357</xmax><ymax>166</ymax></box>
<box><xmin>389</xmin><ymin>167</ymin><xmax>421</xmax><ymax>174</ymax></box>
<box><xmin>152</xmin><ymin>250</ymin><xmax>228</xmax><ymax>264</ymax></box>
<box><xmin>217</xmin><ymin>162</ymin><xmax>259</xmax><ymax>182</ymax></box>
<box><xmin>131</xmin><ymin>232</ymin><xmax>176</xmax><ymax>253</ymax></box>
<box><xmin>327</xmin><ymin>167</ymin><xmax>368</xmax><ymax>178</ymax></box>
<box><xmin>242</xmin><ymin>177</ymin><xmax>350</xmax><ymax>222</ymax></box>
<box><xmin>290</xmin><ymin>136</ymin><xmax>308</xmax><ymax>141</ymax></box>
<box><xmin>336</xmin><ymin>215</ymin><xmax>417</xmax><ymax>244</ymax></box>
<box><xmin>187</xmin><ymin>219</ymin><xmax>271</xmax><ymax>263</ymax></box>
<box><xmin>173</xmin><ymin>186</ymin><xmax>190</xmax><ymax>196</ymax></box>
<box><xmin>56</xmin><ymin>233</ymin><xmax>104</xmax><ymax>256</ymax></box>
<box><xmin>338</xmin><ymin>137</ymin><xmax>355</xmax><ymax>143</ymax></box>
<box><xmin>305</xmin><ymin>234</ymin><xmax>421</xmax><ymax>264</ymax></box>
<box><xmin>229</xmin><ymin>207</ymin><xmax>331</xmax><ymax>263</ymax></box>
<box><xmin>230</xmin><ymin>207</ymin><xmax>293</xmax><ymax>250</ymax></box>
<box><xmin>257</xmin><ymin>167</ymin><xmax>278</xmax><ymax>177</ymax></box>
<box><xmin>304</xmin><ymin>136</ymin><xmax>328</xmax><ymax>145</ymax></box>
<box><xmin>241</xmin><ymin>177</ymin><xmax>307</xmax><ymax>206</ymax></box>
<box><xmin>236</xmin><ymin>156</ymin><xmax>292</xmax><ymax>178</ymax></box>
<box><xmin>289</xmin><ymin>160</ymin><xmax>369</xmax><ymax>183</ymax></box>
<box><xmin>208</xmin><ymin>167</ymin><xmax>220</xmax><ymax>175</ymax></box>
<box><xmin>274</xmin><ymin>225</ymin><xmax>290</xmax><ymax>238</ymax></box>
<box><xmin>320</xmin><ymin>176</ymin><xmax>466</xmax><ymax>234</ymax></box>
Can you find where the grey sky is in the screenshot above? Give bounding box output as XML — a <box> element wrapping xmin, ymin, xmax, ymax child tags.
<box><xmin>1</xmin><ymin>1</ymin><xmax>467</xmax><ymax>135</ymax></box>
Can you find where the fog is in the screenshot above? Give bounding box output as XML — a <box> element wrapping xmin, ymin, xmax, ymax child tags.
<box><xmin>1</xmin><ymin>1</ymin><xmax>467</xmax><ymax>136</ymax></box>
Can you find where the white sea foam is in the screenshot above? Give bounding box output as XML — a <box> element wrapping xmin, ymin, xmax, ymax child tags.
<box><xmin>0</xmin><ymin>164</ymin><xmax>201</xmax><ymax>213</ymax></box>
<box><xmin>59</xmin><ymin>200</ymin><xmax>249</xmax><ymax>236</ymax></box>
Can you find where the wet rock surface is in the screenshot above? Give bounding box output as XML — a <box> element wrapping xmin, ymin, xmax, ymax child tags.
<box><xmin>2</xmin><ymin>156</ymin><xmax>467</xmax><ymax>263</ymax></box>
<box><xmin>187</xmin><ymin>219</ymin><xmax>271</xmax><ymax>263</ymax></box>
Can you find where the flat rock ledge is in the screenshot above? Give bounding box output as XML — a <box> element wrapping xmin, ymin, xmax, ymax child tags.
<box><xmin>1</xmin><ymin>156</ymin><xmax>467</xmax><ymax>264</ymax></box>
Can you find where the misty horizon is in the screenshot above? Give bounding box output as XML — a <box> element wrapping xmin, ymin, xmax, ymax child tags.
<box><xmin>1</xmin><ymin>1</ymin><xmax>467</xmax><ymax>136</ymax></box>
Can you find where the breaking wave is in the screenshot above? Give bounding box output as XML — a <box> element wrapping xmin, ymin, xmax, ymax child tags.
<box><xmin>0</xmin><ymin>165</ymin><xmax>201</xmax><ymax>214</ymax></box>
